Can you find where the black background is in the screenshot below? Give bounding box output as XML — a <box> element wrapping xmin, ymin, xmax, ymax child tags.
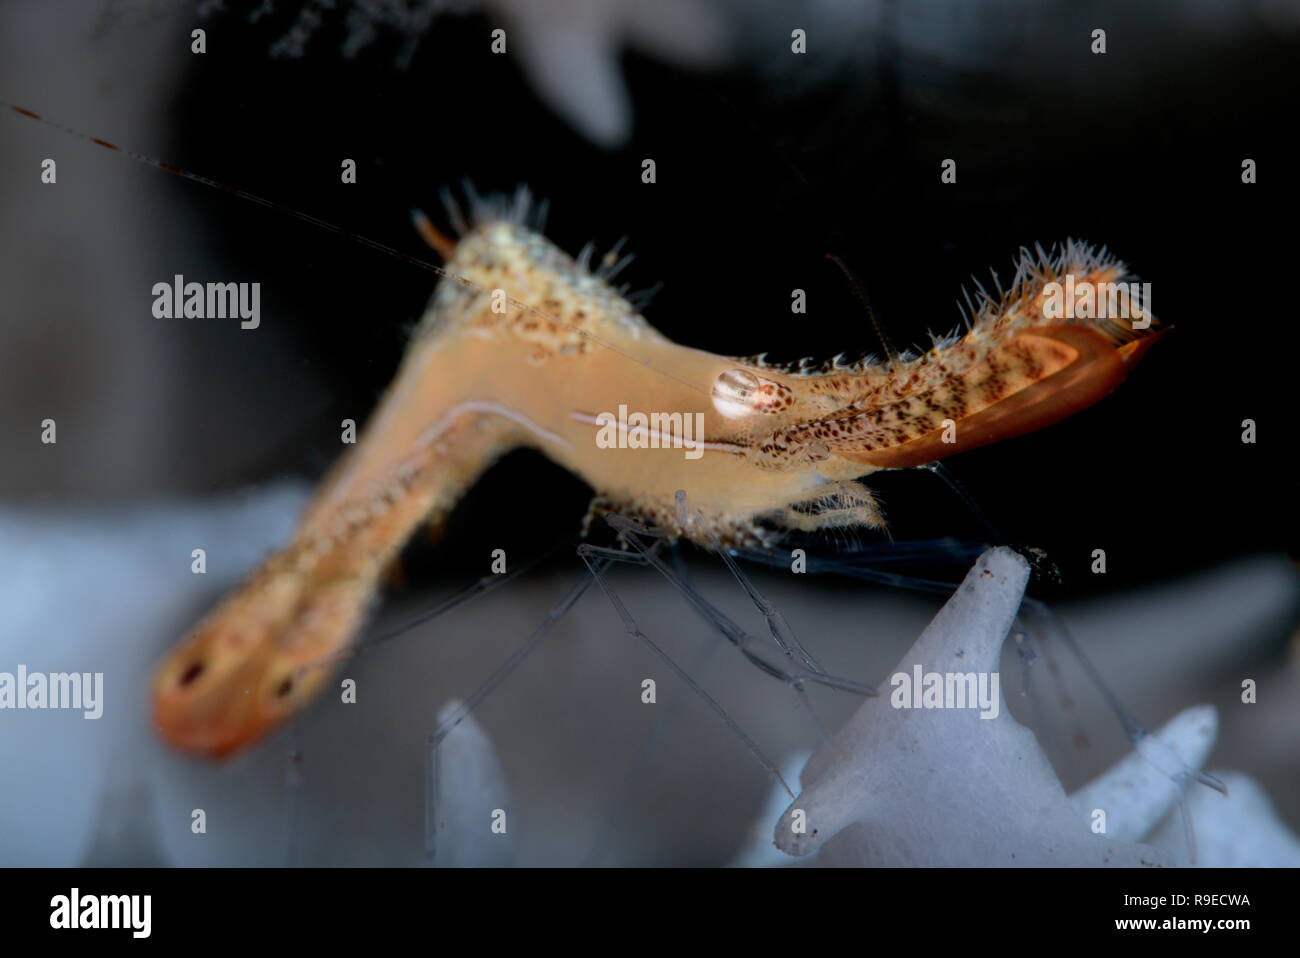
<box><xmin>6</xmin><ymin>865</ymin><xmax>1279</xmax><ymax>943</ymax></box>
<box><xmin>157</xmin><ymin>5</ymin><xmax>1295</xmax><ymax>599</ymax></box>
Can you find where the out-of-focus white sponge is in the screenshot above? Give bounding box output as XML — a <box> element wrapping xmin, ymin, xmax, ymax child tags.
<box><xmin>774</xmin><ymin>546</ymin><xmax>1170</xmax><ymax>867</ymax></box>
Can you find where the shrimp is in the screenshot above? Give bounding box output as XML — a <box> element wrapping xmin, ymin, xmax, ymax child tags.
<box><xmin>148</xmin><ymin>189</ymin><xmax>1163</xmax><ymax>756</ymax></box>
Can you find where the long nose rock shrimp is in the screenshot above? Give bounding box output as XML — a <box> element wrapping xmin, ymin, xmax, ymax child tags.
<box><xmin>151</xmin><ymin>193</ymin><xmax>1163</xmax><ymax>757</ymax></box>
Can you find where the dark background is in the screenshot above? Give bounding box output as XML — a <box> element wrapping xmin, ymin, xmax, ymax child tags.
<box><xmin>144</xmin><ymin>3</ymin><xmax>1295</xmax><ymax>599</ymax></box>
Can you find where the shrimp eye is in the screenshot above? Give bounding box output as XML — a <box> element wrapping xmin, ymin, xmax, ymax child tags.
<box><xmin>273</xmin><ymin>676</ymin><xmax>294</xmax><ymax>699</ymax></box>
<box><xmin>711</xmin><ymin>368</ymin><xmax>761</xmax><ymax>419</ymax></box>
<box><xmin>178</xmin><ymin>661</ymin><xmax>205</xmax><ymax>687</ymax></box>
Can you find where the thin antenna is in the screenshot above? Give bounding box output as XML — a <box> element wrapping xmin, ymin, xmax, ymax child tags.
<box><xmin>824</xmin><ymin>252</ymin><xmax>899</xmax><ymax>362</ymax></box>
<box><xmin>918</xmin><ymin>461</ymin><xmax>1005</xmax><ymax>546</ymax></box>
<box><xmin>1</xmin><ymin>102</ymin><xmax>455</xmax><ymax>281</ymax></box>
<box><xmin>1</xmin><ymin>101</ymin><xmax>714</xmax><ymax>399</ymax></box>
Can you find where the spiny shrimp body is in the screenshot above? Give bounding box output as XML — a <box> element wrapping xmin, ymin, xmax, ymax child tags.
<box><xmin>152</xmin><ymin>196</ymin><xmax>1162</xmax><ymax>756</ymax></box>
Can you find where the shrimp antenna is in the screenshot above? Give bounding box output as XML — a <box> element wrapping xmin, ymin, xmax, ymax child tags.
<box><xmin>824</xmin><ymin>252</ymin><xmax>898</xmax><ymax>363</ymax></box>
